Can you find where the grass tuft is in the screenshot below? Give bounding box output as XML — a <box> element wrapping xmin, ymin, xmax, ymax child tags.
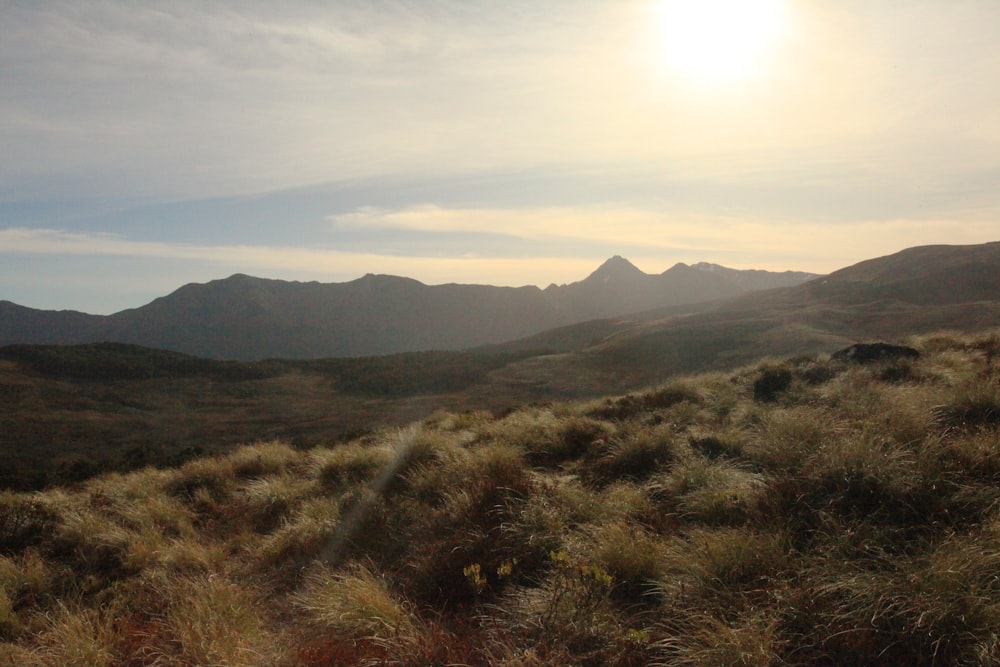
<box><xmin>295</xmin><ymin>561</ymin><xmax>415</xmax><ymax>639</ymax></box>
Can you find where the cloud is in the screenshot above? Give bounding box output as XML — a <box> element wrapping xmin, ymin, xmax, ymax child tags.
<box><xmin>4</xmin><ymin>205</ymin><xmax>997</xmax><ymax>281</ymax></box>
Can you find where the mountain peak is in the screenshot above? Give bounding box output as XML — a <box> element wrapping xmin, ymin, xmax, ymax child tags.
<box><xmin>586</xmin><ymin>256</ymin><xmax>645</xmax><ymax>282</ymax></box>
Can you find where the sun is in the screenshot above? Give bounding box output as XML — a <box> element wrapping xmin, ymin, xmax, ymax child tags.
<box><xmin>654</xmin><ymin>0</ymin><xmax>789</xmax><ymax>85</ymax></box>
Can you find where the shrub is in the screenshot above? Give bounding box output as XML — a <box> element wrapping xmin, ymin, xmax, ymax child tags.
<box><xmin>139</xmin><ymin>536</ymin><xmax>226</xmax><ymax>576</ymax></box>
<box><xmin>800</xmin><ymin>360</ymin><xmax>837</xmax><ymax>385</ymax></box>
<box><xmin>753</xmin><ymin>367</ymin><xmax>793</xmax><ymax>403</ymax></box>
<box><xmin>789</xmin><ymin>432</ymin><xmax>941</xmax><ymax>530</ymax></box>
<box><xmin>497</xmin><ymin>491</ymin><xmax>566</xmax><ymax>573</ymax></box>
<box><xmin>92</xmin><ymin>474</ymin><xmax>196</xmax><ymax>542</ymax></box>
<box><xmin>596</xmin><ymin>481</ymin><xmax>657</xmax><ymax>526</ymax></box>
<box><xmin>0</xmin><ymin>492</ymin><xmax>58</xmax><ymax>555</ymax></box>
<box><xmin>658</xmin><ymin>528</ymin><xmax>789</xmax><ymax>609</ymax></box>
<box><xmin>0</xmin><ymin>560</ymin><xmax>19</xmax><ymax>640</ymax></box>
<box><xmin>643</xmin><ymin>381</ymin><xmax>703</xmax><ymax>410</ymax></box>
<box><xmin>485</xmin><ymin>411</ymin><xmax>614</xmax><ymax>467</ymax></box>
<box><xmin>783</xmin><ymin>539</ymin><xmax>1000</xmax><ymax>667</ymax></box>
<box><xmin>503</xmin><ymin>549</ymin><xmax>616</xmax><ymax>639</ymax></box>
<box><xmin>903</xmin><ymin>532</ymin><xmax>1000</xmax><ymax>661</ymax></box>
<box><xmin>48</xmin><ymin>507</ymin><xmax>135</xmax><ymax>584</ymax></box>
<box><xmin>927</xmin><ymin>431</ymin><xmax>1000</xmax><ymax>485</ymax></box>
<box><xmin>689</xmin><ymin>434</ymin><xmax>743</xmax><ymax>461</ymax></box>
<box><xmin>548</xmin><ymin>416</ymin><xmax>614</xmax><ymax>465</ymax></box>
<box><xmin>0</xmin><ymin>549</ymin><xmax>51</xmax><ymax>624</ymax></box>
<box><xmin>587</xmin><ymin>381</ymin><xmax>701</xmax><ymax>421</ymax></box>
<box><xmin>399</xmin><ymin>445</ymin><xmax>537</xmax><ymax>604</ymax></box>
<box><xmin>877</xmin><ymin>358</ymin><xmax>917</xmax><ymax>383</ymax></box>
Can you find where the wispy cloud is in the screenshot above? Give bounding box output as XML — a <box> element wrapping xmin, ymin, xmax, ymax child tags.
<box><xmin>9</xmin><ymin>1</ymin><xmax>997</xmax><ymax>202</ymax></box>
<box><xmin>2</xmin><ymin>2</ymin><xmax>999</xmax><ymax>312</ymax></box>
<box><xmin>4</xmin><ymin>208</ymin><xmax>995</xmax><ymax>280</ymax></box>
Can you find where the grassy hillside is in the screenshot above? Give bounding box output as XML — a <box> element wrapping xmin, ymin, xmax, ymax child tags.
<box><xmin>1</xmin><ymin>329</ymin><xmax>999</xmax><ymax>665</ymax></box>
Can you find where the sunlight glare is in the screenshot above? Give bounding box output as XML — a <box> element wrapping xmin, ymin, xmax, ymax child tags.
<box><xmin>655</xmin><ymin>0</ymin><xmax>789</xmax><ymax>85</ymax></box>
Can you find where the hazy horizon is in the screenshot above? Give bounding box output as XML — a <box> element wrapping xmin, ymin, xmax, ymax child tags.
<box><xmin>3</xmin><ymin>1</ymin><xmax>999</xmax><ymax>314</ymax></box>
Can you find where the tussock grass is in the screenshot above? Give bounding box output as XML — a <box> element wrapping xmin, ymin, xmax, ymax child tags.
<box><xmin>657</xmin><ymin>610</ymin><xmax>784</xmax><ymax>667</ymax></box>
<box><xmin>582</xmin><ymin>423</ymin><xmax>680</xmax><ymax>487</ymax></box>
<box><xmin>294</xmin><ymin>561</ymin><xmax>415</xmax><ymax>639</ymax></box>
<box><xmin>1</xmin><ymin>328</ymin><xmax>999</xmax><ymax>665</ymax></box>
<box><xmin>745</xmin><ymin>405</ymin><xmax>834</xmax><ymax>470</ymax></box>
<box><xmin>585</xmin><ymin>522</ymin><xmax>664</xmax><ymax>600</ymax></box>
<box><xmin>312</xmin><ymin>441</ymin><xmax>394</xmax><ymax>491</ymax></box>
<box><xmin>240</xmin><ymin>473</ymin><xmax>311</xmax><ymax>534</ymax></box>
<box><xmin>659</xmin><ymin>528</ymin><xmax>789</xmax><ymax>602</ymax></box>
<box><xmin>256</xmin><ymin>496</ymin><xmax>341</xmax><ymax>570</ymax></box>
<box><xmin>934</xmin><ymin>378</ymin><xmax>1000</xmax><ymax>430</ymax></box>
<box><xmin>226</xmin><ymin>439</ymin><xmax>302</xmax><ymax>479</ymax></box>
<box><xmin>651</xmin><ymin>458</ymin><xmax>767</xmax><ymax>526</ymax></box>
<box><xmin>26</xmin><ymin>601</ymin><xmax>118</xmax><ymax>667</ymax></box>
<box><xmin>142</xmin><ymin>573</ymin><xmax>281</xmax><ymax>666</ymax></box>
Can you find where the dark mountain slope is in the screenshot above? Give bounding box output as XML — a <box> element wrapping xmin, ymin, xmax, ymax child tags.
<box><xmin>0</xmin><ymin>301</ymin><xmax>104</xmax><ymax>343</ymax></box>
<box><xmin>100</xmin><ymin>274</ymin><xmax>560</xmax><ymax>359</ymax></box>
<box><xmin>0</xmin><ymin>258</ymin><xmax>816</xmax><ymax>359</ymax></box>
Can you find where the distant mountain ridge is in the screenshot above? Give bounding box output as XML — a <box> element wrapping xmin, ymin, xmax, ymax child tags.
<box><xmin>0</xmin><ymin>258</ymin><xmax>817</xmax><ymax>360</ymax></box>
<box><xmin>690</xmin><ymin>262</ymin><xmax>818</xmax><ymax>292</ymax></box>
<box><xmin>480</xmin><ymin>241</ymin><xmax>1000</xmax><ymax>397</ymax></box>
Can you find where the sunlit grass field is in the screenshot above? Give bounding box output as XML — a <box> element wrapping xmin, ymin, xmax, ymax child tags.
<box><xmin>2</xmin><ymin>329</ymin><xmax>999</xmax><ymax>665</ymax></box>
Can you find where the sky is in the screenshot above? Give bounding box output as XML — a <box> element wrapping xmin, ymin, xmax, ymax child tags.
<box><xmin>2</xmin><ymin>0</ymin><xmax>999</xmax><ymax>314</ymax></box>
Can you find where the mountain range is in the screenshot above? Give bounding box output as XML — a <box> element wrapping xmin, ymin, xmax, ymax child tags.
<box><xmin>0</xmin><ymin>258</ymin><xmax>816</xmax><ymax>360</ymax></box>
<box><xmin>482</xmin><ymin>241</ymin><xmax>1000</xmax><ymax>396</ymax></box>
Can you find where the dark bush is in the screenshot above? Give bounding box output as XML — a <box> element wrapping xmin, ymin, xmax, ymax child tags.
<box><xmin>588</xmin><ymin>383</ymin><xmax>700</xmax><ymax>421</ymax></box>
<box><xmin>753</xmin><ymin>368</ymin><xmax>793</xmax><ymax>402</ymax></box>
<box><xmin>800</xmin><ymin>363</ymin><xmax>837</xmax><ymax>385</ymax></box>
<box><xmin>0</xmin><ymin>493</ymin><xmax>58</xmax><ymax>554</ymax></box>
<box><xmin>877</xmin><ymin>361</ymin><xmax>915</xmax><ymax>384</ymax></box>
<box><xmin>832</xmin><ymin>343</ymin><xmax>920</xmax><ymax>364</ymax></box>
<box><xmin>689</xmin><ymin>435</ymin><xmax>742</xmax><ymax>460</ymax></box>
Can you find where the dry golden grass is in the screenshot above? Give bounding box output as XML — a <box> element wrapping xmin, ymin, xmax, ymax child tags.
<box><xmin>0</xmin><ymin>327</ymin><xmax>998</xmax><ymax>665</ymax></box>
